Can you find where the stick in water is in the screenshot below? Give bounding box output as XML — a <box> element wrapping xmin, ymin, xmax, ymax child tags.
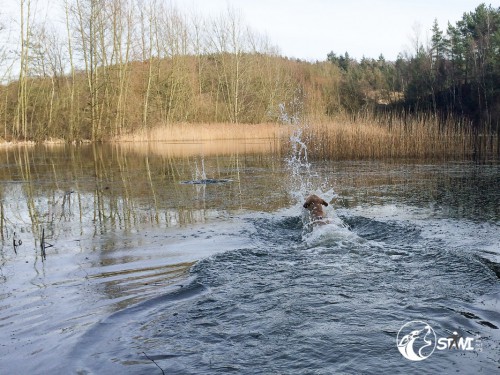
<box><xmin>142</xmin><ymin>352</ymin><xmax>165</xmax><ymax>375</ymax></box>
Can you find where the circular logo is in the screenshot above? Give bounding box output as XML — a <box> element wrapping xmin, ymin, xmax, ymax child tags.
<box><xmin>397</xmin><ymin>320</ymin><xmax>437</xmax><ymax>361</ymax></box>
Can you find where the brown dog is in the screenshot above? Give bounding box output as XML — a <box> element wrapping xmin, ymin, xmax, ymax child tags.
<box><xmin>303</xmin><ymin>194</ymin><xmax>329</xmax><ymax>222</ymax></box>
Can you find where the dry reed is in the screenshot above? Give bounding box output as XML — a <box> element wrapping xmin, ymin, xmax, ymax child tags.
<box><xmin>113</xmin><ymin>122</ymin><xmax>291</xmax><ymax>142</ymax></box>
<box><xmin>117</xmin><ymin>138</ymin><xmax>284</xmax><ymax>158</ymax></box>
<box><xmin>111</xmin><ymin>116</ymin><xmax>496</xmax><ymax>160</ymax></box>
<box><xmin>297</xmin><ymin>113</ymin><xmax>476</xmax><ymax>160</ymax></box>
<box><xmin>113</xmin><ymin>122</ymin><xmax>291</xmax><ymax>157</ymax></box>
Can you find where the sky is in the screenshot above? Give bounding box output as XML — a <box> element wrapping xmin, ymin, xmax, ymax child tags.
<box><xmin>1</xmin><ymin>0</ymin><xmax>498</xmax><ymax>61</ymax></box>
<box><xmin>177</xmin><ymin>0</ymin><xmax>496</xmax><ymax>60</ymax></box>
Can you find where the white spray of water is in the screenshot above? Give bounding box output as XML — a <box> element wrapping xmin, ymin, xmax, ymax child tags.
<box><xmin>280</xmin><ymin>101</ymin><xmax>313</xmax><ymax>199</ymax></box>
<box><xmin>279</xmin><ymin>102</ymin><xmax>351</xmax><ymax>243</ymax></box>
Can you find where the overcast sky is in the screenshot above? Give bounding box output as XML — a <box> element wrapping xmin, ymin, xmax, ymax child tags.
<box><xmin>1</xmin><ymin>0</ymin><xmax>497</xmax><ymax>61</ymax></box>
<box><xmin>179</xmin><ymin>0</ymin><xmax>495</xmax><ymax>60</ymax></box>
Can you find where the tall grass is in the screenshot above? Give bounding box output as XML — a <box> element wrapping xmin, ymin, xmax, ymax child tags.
<box><xmin>106</xmin><ymin>115</ymin><xmax>498</xmax><ymax>160</ymax></box>
<box><xmin>113</xmin><ymin>122</ymin><xmax>290</xmax><ymax>142</ymax></box>
<box><xmin>296</xmin><ymin>113</ymin><xmax>482</xmax><ymax>160</ymax></box>
<box><xmin>112</xmin><ymin>122</ymin><xmax>290</xmax><ymax>157</ymax></box>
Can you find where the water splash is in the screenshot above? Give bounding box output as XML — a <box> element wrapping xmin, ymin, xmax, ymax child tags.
<box><xmin>287</xmin><ymin>127</ymin><xmax>312</xmax><ymax>194</ymax></box>
<box><xmin>278</xmin><ymin>102</ymin><xmax>301</xmax><ymax>125</ymax></box>
<box><xmin>179</xmin><ymin>157</ymin><xmax>232</xmax><ymax>185</ymax></box>
<box><xmin>279</xmin><ymin>101</ymin><xmax>347</xmax><ymax>239</ymax></box>
<box><xmin>281</xmin><ymin>102</ymin><xmax>335</xmax><ymax>202</ymax></box>
<box><xmin>280</xmin><ymin>101</ymin><xmax>312</xmax><ymax>198</ymax></box>
<box><xmin>301</xmin><ymin>217</ymin><xmax>362</xmax><ymax>249</ymax></box>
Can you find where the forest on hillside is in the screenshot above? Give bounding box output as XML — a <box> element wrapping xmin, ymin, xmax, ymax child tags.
<box><xmin>328</xmin><ymin>3</ymin><xmax>500</xmax><ymax>131</ymax></box>
<box><xmin>0</xmin><ymin>1</ymin><xmax>498</xmax><ymax>142</ymax></box>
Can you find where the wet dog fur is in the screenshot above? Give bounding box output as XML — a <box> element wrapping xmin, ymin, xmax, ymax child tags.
<box><xmin>303</xmin><ymin>194</ymin><xmax>329</xmax><ymax>225</ymax></box>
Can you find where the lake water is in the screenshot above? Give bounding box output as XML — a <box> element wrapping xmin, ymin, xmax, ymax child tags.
<box><xmin>0</xmin><ymin>141</ymin><xmax>499</xmax><ymax>374</ymax></box>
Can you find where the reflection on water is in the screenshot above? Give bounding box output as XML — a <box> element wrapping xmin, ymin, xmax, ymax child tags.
<box><xmin>119</xmin><ymin>138</ymin><xmax>283</xmax><ymax>158</ymax></box>
<box><xmin>0</xmin><ymin>142</ymin><xmax>290</xmax><ymax>309</ymax></box>
<box><xmin>0</xmin><ymin>142</ymin><xmax>287</xmax><ymax>247</ymax></box>
<box><xmin>0</xmin><ymin>141</ymin><xmax>288</xmax><ymax>374</ymax></box>
<box><xmin>0</xmin><ymin>141</ymin><xmax>498</xmax><ymax>374</ymax></box>
<box><xmin>328</xmin><ymin>161</ymin><xmax>500</xmax><ymax>222</ymax></box>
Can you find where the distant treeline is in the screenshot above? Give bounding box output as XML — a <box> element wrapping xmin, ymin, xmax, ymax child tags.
<box><xmin>0</xmin><ymin>1</ymin><xmax>498</xmax><ymax>141</ymax></box>
<box><xmin>328</xmin><ymin>3</ymin><xmax>500</xmax><ymax>130</ymax></box>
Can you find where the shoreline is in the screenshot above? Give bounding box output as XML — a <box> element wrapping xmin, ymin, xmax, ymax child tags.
<box><xmin>1</xmin><ymin>120</ymin><xmax>497</xmax><ymax>161</ymax></box>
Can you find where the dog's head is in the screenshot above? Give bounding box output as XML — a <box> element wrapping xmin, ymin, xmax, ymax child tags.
<box><xmin>303</xmin><ymin>194</ymin><xmax>328</xmax><ymax>219</ymax></box>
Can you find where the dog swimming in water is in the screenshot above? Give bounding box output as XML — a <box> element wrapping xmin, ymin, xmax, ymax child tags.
<box><xmin>303</xmin><ymin>194</ymin><xmax>329</xmax><ymax>225</ymax></box>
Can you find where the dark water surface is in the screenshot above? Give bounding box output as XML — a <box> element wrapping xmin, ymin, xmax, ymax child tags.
<box><xmin>0</xmin><ymin>143</ymin><xmax>499</xmax><ymax>374</ymax></box>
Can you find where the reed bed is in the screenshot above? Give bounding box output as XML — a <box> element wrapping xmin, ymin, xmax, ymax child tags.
<box><xmin>297</xmin><ymin>114</ymin><xmax>479</xmax><ymax>160</ymax></box>
<box><xmin>113</xmin><ymin>122</ymin><xmax>291</xmax><ymax>143</ymax></box>
<box><xmin>117</xmin><ymin>138</ymin><xmax>284</xmax><ymax>158</ymax></box>
<box><xmin>111</xmin><ymin>116</ymin><xmax>497</xmax><ymax>160</ymax></box>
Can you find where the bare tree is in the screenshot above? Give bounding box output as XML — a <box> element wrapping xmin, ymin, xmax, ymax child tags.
<box><xmin>108</xmin><ymin>0</ymin><xmax>134</xmax><ymax>136</ymax></box>
<box><xmin>15</xmin><ymin>0</ymin><xmax>33</xmax><ymax>139</ymax></box>
<box><xmin>64</xmin><ymin>0</ymin><xmax>78</xmax><ymax>139</ymax></box>
<box><xmin>189</xmin><ymin>9</ymin><xmax>207</xmax><ymax>97</ymax></box>
<box><xmin>137</xmin><ymin>0</ymin><xmax>156</xmax><ymax>129</ymax></box>
<box><xmin>207</xmin><ymin>7</ymin><xmax>249</xmax><ymax>123</ymax></box>
<box><xmin>71</xmin><ymin>0</ymin><xmax>112</xmax><ymax>139</ymax></box>
<box><xmin>0</xmin><ymin>13</ymin><xmax>13</xmax><ymax>82</ymax></box>
<box><xmin>1</xmin><ymin>0</ymin><xmax>325</xmax><ymax>140</ymax></box>
<box><xmin>0</xmin><ymin>14</ymin><xmax>12</xmax><ymax>137</ymax></box>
